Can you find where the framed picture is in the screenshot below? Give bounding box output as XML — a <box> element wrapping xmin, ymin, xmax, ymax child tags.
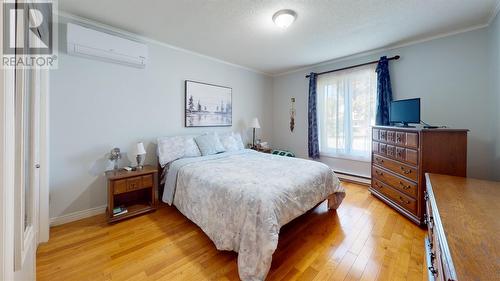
<box><xmin>185</xmin><ymin>80</ymin><xmax>232</xmax><ymax>127</ymax></box>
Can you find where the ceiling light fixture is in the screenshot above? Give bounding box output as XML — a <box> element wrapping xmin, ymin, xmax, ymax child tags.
<box><xmin>272</xmin><ymin>9</ymin><xmax>297</xmax><ymax>29</ymax></box>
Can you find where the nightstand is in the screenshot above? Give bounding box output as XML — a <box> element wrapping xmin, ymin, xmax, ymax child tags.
<box><xmin>251</xmin><ymin>146</ymin><xmax>272</xmax><ymax>153</ymax></box>
<box><xmin>105</xmin><ymin>165</ymin><xmax>158</xmax><ymax>223</ymax></box>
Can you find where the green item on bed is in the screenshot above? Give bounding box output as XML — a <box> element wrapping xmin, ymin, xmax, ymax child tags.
<box><xmin>271</xmin><ymin>150</ymin><xmax>295</xmax><ymax>157</ymax></box>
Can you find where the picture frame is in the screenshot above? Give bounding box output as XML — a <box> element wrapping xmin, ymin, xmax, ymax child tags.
<box><xmin>185</xmin><ymin>80</ymin><xmax>232</xmax><ymax>127</ymax></box>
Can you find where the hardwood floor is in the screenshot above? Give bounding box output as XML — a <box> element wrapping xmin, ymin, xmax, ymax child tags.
<box><xmin>37</xmin><ymin>183</ymin><xmax>427</xmax><ymax>281</ymax></box>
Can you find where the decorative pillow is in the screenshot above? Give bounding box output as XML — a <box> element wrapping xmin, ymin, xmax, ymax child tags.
<box><xmin>219</xmin><ymin>133</ymin><xmax>239</xmax><ymax>152</ymax></box>
<box><xmin>157</xmin><ymin>135</ymin><xmax>202</xmax><ymax>167</ymax></box>
<box><xmin>157</xmin><ymin>136</ymin><xmax>185</xmax><ymax>166</ymax></box>
<box><xmin>232</xmin><ymin>132</ymin><xmax>245</xmax><ymax>150</ymax></box>
<box><xmin>183</xmin><ymin>136</ymin><xmax>202</xmax><ymax>157</ymax></box>
<box><xmin>194</xmin><ymin>134</ymin><xmax>225</xmax><ymax>156</ymax></box>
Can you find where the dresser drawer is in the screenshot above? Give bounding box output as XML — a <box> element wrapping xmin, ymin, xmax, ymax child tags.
<box><xmin>379</xmin><ymin>143</ymin><xmax>387</xmax><ymax>155</ymax></box>
<box><xmin>114</xmin><ymin>176</ymin><xmax>149</xmax><ymax>195</ymax></box>
<box><xmin>373</xmin><ymin>154</ymin><xmax>418</xmax><ymax>181</ymax></box>
<box><xmin>371</xmin><ymin>178</ymin><xmax>418</xmax><ymax>214</ymax></box>
<box><xmin>387</xmin><ymin>130</ymin><xmax>396</xmax><ymax>143</ymax></box>
<box><xmin>424</xmin><ymin>191</ymin><xmax>435</xmax><ymax>246</ymax></box>
<box><xmin>395</xmin><ymin>131</ymin><xmax>406</xmax><ymax>145</ymax></box>
<box><xmin>386</xmin><ymin>145</ymin><xmax>396</xmax><ymax>158</ymax></box>
<box><xmin>392</xmin><ymin>145</ymin><xmax>418</xmax><ymax>166</ymax></box>
<box><xmin>406</xmin><ymin>148</ymin><xmax>418</xmax><ymax>165</ymax></box>
<box><xmin>372</xmin><ymin>166</ymin><xmax>418</xmax><ymax>198</ymax></box>
<box><xmin>379</xmin><ymin>130</ymin><xmax>387</xmax><ymax>142</ymax></box>
<box><xmin>406</xmin><ymin>132</ymin><xmax>419</xmax><ymax>148</ymax></box>
<box><xmin>373</xmin><ymin>141</ymin><xmax>418</xmax><ymax>166</ymax></box>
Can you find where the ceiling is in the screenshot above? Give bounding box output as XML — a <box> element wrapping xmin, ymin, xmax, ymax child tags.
<box><xmin>59</xmin><ymin>0</ymin><xmax>499</xmax><ymax>75</ymax></box>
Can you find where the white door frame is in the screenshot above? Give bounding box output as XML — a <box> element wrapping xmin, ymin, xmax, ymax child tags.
<box><xmin>38</xmin><ymin>69</ymin><xmax>50</xmax><ymax>244</ymax></box>
<box><xmin>1</xmin><ymin>45</ymin><xmax>17</xmax><ymax>281</ymax></box>
<box><xmin>0</xmin><ymin>0</ymin><xmax>50</xmax><ymax>278</ymax></box>
<box><xmin>1</xmin><ymin>1</ymin><xmax>17</xmax><ymax>279</ymax></box>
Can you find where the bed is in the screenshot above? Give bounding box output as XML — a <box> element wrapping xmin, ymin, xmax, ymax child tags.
<box><xmin>159</xmin><ymin>146</ymin><xmax>345</xmax><ymax>281</ymax></box>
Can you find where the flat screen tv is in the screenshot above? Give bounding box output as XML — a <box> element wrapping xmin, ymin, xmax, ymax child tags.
<box><xmin>390</xmin><ymin>98</ymin><xmax>420</xmax><ymax>127</ymax></box>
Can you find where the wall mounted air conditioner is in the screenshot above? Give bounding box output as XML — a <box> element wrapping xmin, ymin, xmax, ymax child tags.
<box><xmin>67</xmin><ymin>23</ymin><xmax>148</xmax><ymax>68</ymax></box>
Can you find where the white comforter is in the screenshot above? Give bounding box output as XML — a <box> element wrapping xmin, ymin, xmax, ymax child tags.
<box><xmin>162</xmin><ymin>149</ymin><xmax>345</xmax><ymax>280</ymax></box>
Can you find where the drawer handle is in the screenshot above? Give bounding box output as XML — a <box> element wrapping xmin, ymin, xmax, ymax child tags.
<box><xmin>397</xmin><ymin>136</ymin><xmax>402</xmax><ymax>142</ymax></box>
<box><xmin>424</xmin><ymin>214</ymin><xmax>434</xmax><ymax>227</ymax></box>
<box><xmin>400</xmin><ymin>166</ymin><xmax>412</xmax><ymax>174</ymax></box>
<box><xmin>375</xmin><ymin>158</ymin><xmax>384</xmax><ymax>164</ymax></box>
<box><xmin>399</xmin><ymin>196</ymin><xmax>410</xmax><ymax>204</ymax></box>
<box><xmin>424</xmin><ymin>191</ymin><xmax>429</xmax><ymax>201</ymax></box>
<box><xmin>375</xmin><ymin>170</ymin><xmax>384</xmax><ymax>177</ymax></box>
<box><xmin>375</xmin><ymin>182</ymin><xmax>383</xmax><ymax>188</ymax></box>
<box><xmin>428</xmin><ymin>265</ymin><xmax>438</xmax><ymax>276</ymax></box>
<box><xmin>399</xmin><ymin>181</ymin><xmax>411</xmax><ymax>190</ymax></box>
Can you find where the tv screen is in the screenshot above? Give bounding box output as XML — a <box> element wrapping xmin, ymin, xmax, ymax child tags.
<box><xmin>390</xmin><ymin>98</ymin><xmax>420</xmax><ymax>125</ymax></box>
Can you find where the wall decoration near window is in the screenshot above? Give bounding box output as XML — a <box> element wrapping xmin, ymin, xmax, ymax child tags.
<box><xmin>290</xmin><ymin>97</ymin><xmax>296</xmax><ymax>132</ymax></box>
<box><xmin>185</xmin><ymin>80</ymin><xmax>232</xmax><ymax>127</ymax></box>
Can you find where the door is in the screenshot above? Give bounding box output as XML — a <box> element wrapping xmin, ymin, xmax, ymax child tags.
<box><xmin>12</xmin><ymin>3</ymin><xmax>41</xmax><ymax>279</ymax></box>
<box><xmin>13</xmin><ymin>65</ymin><xmax>40</xmax><ymax>281</ymax></box>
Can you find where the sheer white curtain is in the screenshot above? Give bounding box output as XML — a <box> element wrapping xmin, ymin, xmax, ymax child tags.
<box><xmin>317</xmin><ymin>64</ymin><xmax>377</xmax><ymax>161</ymax></box>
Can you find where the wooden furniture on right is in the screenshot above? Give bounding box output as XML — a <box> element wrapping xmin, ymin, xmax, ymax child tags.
<box><xmin>424</xmin><ymin>174</ymin><xmax>500</xmax><ymax>281</ymax></box>
<box><xmin>370</xmin><ymin>126</ymin><xmax>468</xmax><ymax>225</ymax></box>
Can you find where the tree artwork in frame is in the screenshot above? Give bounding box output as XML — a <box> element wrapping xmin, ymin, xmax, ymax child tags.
<box><xmin>185</xmin><ymin>80</ymin><xmax>232</xmax><ymax>127</ymax></box>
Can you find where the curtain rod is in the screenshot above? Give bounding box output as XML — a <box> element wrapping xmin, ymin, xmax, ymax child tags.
<box><xmin>305</xmin><ymin>55</ymin><xmax>400</xmax><ymax>78</ymax></box>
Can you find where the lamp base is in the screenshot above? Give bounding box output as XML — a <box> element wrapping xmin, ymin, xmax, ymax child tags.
<box><xmin>136</xmin><ymin>154</ymin><xmax>145</xmax><ymax>170</ymax></box>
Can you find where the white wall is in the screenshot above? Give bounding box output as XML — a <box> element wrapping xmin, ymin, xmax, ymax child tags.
<box><xmin>272</xmin><ymin>27</ymin><xmax>496</xmax><ymax>180</ymax></box>
<box><xmin>490</xmin><ymin>12</ymin><xmax>500</xmax><ymax>181</ymax></box>
<box><xmin>49</xmin><ymin>17</ymin><xmax>273</xmax><ymax>219</ymax></box>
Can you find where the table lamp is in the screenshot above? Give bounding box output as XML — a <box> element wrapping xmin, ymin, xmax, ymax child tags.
<box><xmin>136</xmin><ymin>142</ymin><xmax>146</xmax><ymax>170</ymax></box>
<box><xmin>249</xmin><ymin>117</ymin><xmax>261</xmax><ymax>148</ymax></box>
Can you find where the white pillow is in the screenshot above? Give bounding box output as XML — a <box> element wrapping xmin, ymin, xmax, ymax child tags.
<box><xmin>157</xmin><ymin>136</ymin><xmax>184</xmax><ymax>167</ymax></box>
<box><xmin>157</xmin><ymin>135</ymin><xmax>202</xmax><ymax>167</ymax></box>
<box><xmin>194</xmin><ymin>134</ymin><xmax>225</xmax><ymax>156</ymax></box>
<box><xmin>219</xmin><ymin>133</ymin><xmax>240</xmax><ymax>152</ymax></box>
<box><xmin>183</xmin><ymin>136</ymin><xmax>202</xmax><ymax>157</ymax></box>
<box><xmin>232</xmin><ymin>132</ymin><xmax>245</xmax><ymax>150</ymax></box>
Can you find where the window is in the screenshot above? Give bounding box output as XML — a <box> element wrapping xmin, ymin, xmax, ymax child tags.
<box><xmin>317</xmin><ymin>65</ymin><xmax>377</xmax><ymax>161</ymax></box>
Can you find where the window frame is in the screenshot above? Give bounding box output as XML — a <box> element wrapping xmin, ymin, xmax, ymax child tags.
<box><xmin>316</xmin><ymin>64</ymin><xmax>377</xmax><ymax>162</ymax></box>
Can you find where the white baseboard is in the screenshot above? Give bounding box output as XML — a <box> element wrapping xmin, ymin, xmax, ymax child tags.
<box><xmin>335</xmin><ymin>171</ymin><xmax>371</xmax><ymax>186</ymax></box>
<box><xmin>50</xmin><ymin>205</ymin><xmax>107</xmax><ymax>226</ymax></box>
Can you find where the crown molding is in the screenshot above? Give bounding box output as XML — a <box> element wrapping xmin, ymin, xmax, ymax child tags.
<box><xmin>273</xmin><ymin>23</ymin><xmax>489</xmax><ymax>77</ymax></box>
<box><xmin>56</xmin><ymin>6</ymin><xmax>499</xmax><ymax>78</ymax></box>
<box><xmin>55</xmin><ymin>11</ymin><xmax>272</xmax><ymax>77</ymax></box>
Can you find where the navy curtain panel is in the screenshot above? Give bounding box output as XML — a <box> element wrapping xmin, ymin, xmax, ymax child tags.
<box><xmin>375</xmin><ymin>56</ymin><xmax>393</xmax><ymax>126</ymax></box>
<box><xmin>308</xmin><ymin>72</ymin><xmax>320</xmax><ymax>159</ymax></box>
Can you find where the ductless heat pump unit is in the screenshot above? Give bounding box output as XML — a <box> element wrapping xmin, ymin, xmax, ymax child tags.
<box><xmin>66</xmin><ymin>23</ymin><xmax>148</xmax><ymax>68</ymax></box>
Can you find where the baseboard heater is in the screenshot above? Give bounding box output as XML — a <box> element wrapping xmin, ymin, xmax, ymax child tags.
<box><xmin>334</xmin><ymin>171</ymin><xmax>371</xmax><ymax>186</ymax></box>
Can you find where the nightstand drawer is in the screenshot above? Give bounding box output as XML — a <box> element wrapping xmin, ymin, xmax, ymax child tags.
<box><xmin>126</xmin><ymin>177</ymin><xmax>142</xmax><ymax>191</ymax></box>
<box><xmin>114</xmin><ymin>176</ymin><xmax>148</xmax><ymax>195</ymax></box>
<box><xmin>113</xmin><ymin>179</ymin><xmax>127</xmax><ymax>195</ymax></box>
<box><xmin>142</xmin><ymin>175</ymin><xmax>153</xmax><ymax>187</ymax></box>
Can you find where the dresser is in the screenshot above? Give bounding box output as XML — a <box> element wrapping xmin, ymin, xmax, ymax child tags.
<box><xmin>424</xmin><ymin>174</ymin><xmax>500</xmax><ymax>281</ymax></box>
<box><xmin>370</xmin><ymin>126</ymin><xmax>468</xmax><ymax>225</ymax></box>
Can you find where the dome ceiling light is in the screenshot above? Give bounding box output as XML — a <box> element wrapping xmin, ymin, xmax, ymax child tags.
<box><xmin>272</xmin><ymin>9</ymin><xmax>297</xmax><ymax>29</ymax></box>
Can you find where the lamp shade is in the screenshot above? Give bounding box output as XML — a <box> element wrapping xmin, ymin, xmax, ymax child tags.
<box><xmin>136</xmin><ymin>142</ymin><xmax>146</xmax><ymax>155</ymax></box>
<box><xmin>249</xmin><ymin>117</ymin><xmax>261</xmax><ymax>129</ymax></box>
